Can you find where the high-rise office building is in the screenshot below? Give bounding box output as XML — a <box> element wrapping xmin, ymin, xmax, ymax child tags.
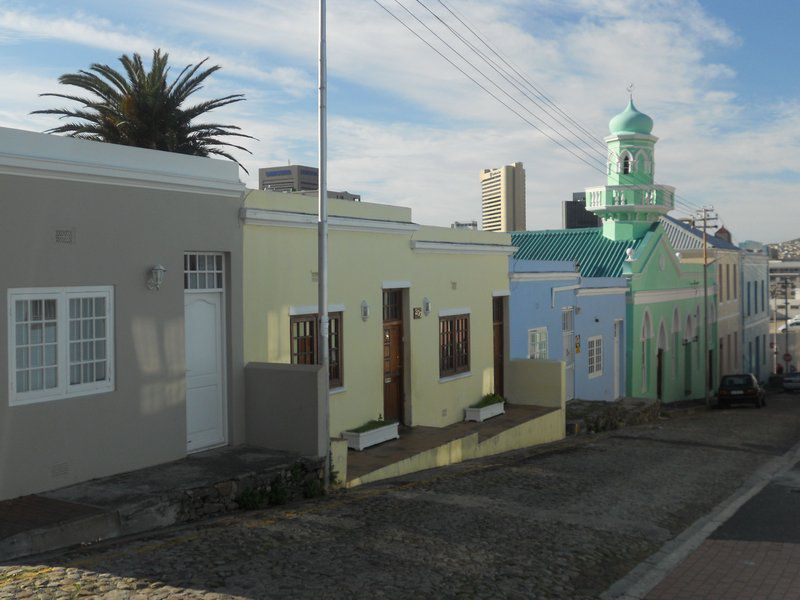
<box><xmin>480</xmin><ymin>162</ymin><xmax>526</xmax><ymax>232</ymax></box>
<box><xmin>562</xmin><ymin>192</ymin><xmax>602</xmax><ymax>229</ymax></box>
<box><xmin>258</xmin><ymin>165</ymin><xmax>360</xmax><ymax>201</ymax></box>
<box><xmin>258</xmin><ymin>165</ymin><xmax>319</xmax><ymax>192</ymax></box>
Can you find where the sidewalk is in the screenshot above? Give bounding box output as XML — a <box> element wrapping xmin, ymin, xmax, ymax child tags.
<box><xmin>604</xmin><ymin>436</ymin><xmax>800</xmax><ymax>599</ymax></box>
<box><xmin>647</xmin><ymin>462</ymin><xmax>800</xmax><ymax>599</ymax></box>
<box><xmin>0</xmin><ymin>446</ymin><xmax>311</xmax><ymax>563</ymax></box>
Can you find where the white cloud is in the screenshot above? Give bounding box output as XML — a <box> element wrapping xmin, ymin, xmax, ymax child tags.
<box><xmin>0</xmin><ymin>0</ymin><xmax>797</xmax><ymax>244</ymax></box>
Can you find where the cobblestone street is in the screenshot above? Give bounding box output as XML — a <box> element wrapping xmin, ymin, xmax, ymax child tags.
<box><xmin>3</xmin><ymin>394</ymin><xmax>800</xmax><ymax>600</ymax></box>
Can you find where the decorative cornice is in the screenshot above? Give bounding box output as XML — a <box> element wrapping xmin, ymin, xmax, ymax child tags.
<box><xmin>411</xmin><ymin>240</ymin><xmax>516</xmax><ymax>255</ymax></box>
<box><xmin>243</xmin><ymin>207</ymin><xmax>419</xmax><ymax>234</ymax></box>
<box><xmin>632</xmin><ymin>286</ymin><xmax>714</xmax><ymax>305</ymax></box>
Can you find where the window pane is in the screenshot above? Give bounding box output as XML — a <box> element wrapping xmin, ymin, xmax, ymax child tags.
<box><xmin>30</xmin><ymin>323</ymin><xmax>42</xmax><ymax>344</ymax></box>
<box><xmin>82</xmin><ymin>363</ymin><xmax>92</xmax><ymax>383</ymax></box>
<box><xmin>190</xmin><ymin>273</ymin><xmax>198</xmax><ymax>289</ymax></box>
<box><xmin>15</xmin><ymin>300</ymin><xmax>26</xmax><ymax>323</ymax></box>
<box><xmin>45</xmin><ymin>322</ymin><xmax>57</xmax><ymax>343</ymax></box>
<box><xmin>70</xmin><ymin>320</ymin><xmax>80</xmax><ymax>341</ymax></box>
<box><xmin>70</xmin><ymin>298</ymin><xmax>79</xmax><ymax>318</ymax></box>
<box><xmin>70</xmin><ymin>342</ymin><xmax>81</xmax><ymax>362</ymax></box>
<box><xmin>16</xmin><ymin>324</ymin><xmax>28</xmax><ymax>345</ymax></box>
<box><xmin>70</xmin><ymin>365</ymin><xmax>81</xmax><ymax>385</ymax></box>
<box><xmin>30</xmin><ymin>369</ymin><xmax>43</xmax><ymax>391</ymax></box>
<box><xmin>95</xmin><ymin>297</ymin><xmax>106</xmax><ymax>317</ymax></box>
<box><xmin>45</xmin><ymin>367</ymin><xmax>58</xmax><ymax>389</ymax></box>
<box><xmin>45</xmin><ymin>344</ymin><xmax>57</xmax><ymax>366</ymax></box>
<box><xmin>216</xmin><ymin>273</ymin><xmax>223</xmax><ymax>288</ymax></box>
<box><xmin>16</xmin><ymin>348</ymin><xmax>28</xmax><ymax>368</ymax></box>
<box><xmin>44</xmin><ymin>299</ymin><xmax>56</xmax><ymax>320</ymax></box>
<box><xmin>83</xmin><ymin>341</ymin><xmax>94</xmax><ymax>360</ymax></box>
<box><xmin>30</xmin><ymin>345</ymin><xmax>42</xmax><ymax>367</ymax></box>
<box><xmin>215</xmin><ymin>255</ymin><xmax>223</xmax><ymax>270</ymax></box>
<box><xmin>16</xmin><ymin>370</ymin><xmax>29</xmax><ymax>393</ymax></box>
<box><xmin>96</xmin><ymin>340</ymin><xmax>106</xmax><ymax>360</ymax></box>
<box><xmin>95</xmin><ymin>318</ymin><xmax>106</xmax><ymax>338</ymax></box>
<box><xmin>31</xmin><ymin>300</ymin><xmax>42</xmax><ymax>321</ymax></box>
<box><xmin>198</xmin><ymin>273</ymin><xmax>206</xmax><ymax>289</ymax></box>
<box><xmin>95</xmin><ymin>361</ymin><xmax>106</xmax><ymax>381</ymax></box>
<box><xmin>82</xmin><ymin>319</ymin><xmax>93</xmax><ymax>339</ymax></box>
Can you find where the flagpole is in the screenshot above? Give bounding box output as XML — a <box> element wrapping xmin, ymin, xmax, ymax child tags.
<box><xmin>318</xmin><ymin>0</ymin><xmax>330</xmax><ymax>488</ymax></box>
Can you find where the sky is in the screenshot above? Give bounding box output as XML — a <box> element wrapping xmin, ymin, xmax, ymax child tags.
<box><xmin>0</xmin><ymin>0</ymin><xmax>798</xmax><ymax>243</ymax></box>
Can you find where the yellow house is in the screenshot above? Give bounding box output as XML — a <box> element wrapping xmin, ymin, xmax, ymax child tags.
<box><xmin>243</xmin><ymin>190</ymin><xmax>514</xmax><ymax>437</ymax></box>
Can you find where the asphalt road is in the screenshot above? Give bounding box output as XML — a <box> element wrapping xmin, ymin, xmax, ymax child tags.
<box><xmin>2</xmin><ymin>392</ymin><xmax>800</xmax><ymax>600</ymax></box>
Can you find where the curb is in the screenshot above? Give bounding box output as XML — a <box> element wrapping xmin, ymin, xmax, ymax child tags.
<box><xmin>601</xmin><ymin>437</ymin><xmax>800</xmax><ymax>599</ymax></box>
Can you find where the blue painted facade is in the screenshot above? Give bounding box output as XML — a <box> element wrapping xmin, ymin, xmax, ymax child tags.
<box><xmin>509</xmin><ymin>259</ymin><xmax>628</xmax><ymax>401</ymax></box>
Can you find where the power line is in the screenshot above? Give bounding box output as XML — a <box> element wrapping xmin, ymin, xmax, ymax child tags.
<box><xmin>374</xmin><ymin>0</ymin><xmax>709</xmax><ymax>218</ymax></box>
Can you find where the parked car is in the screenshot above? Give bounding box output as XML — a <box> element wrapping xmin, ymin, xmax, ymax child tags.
<box><xmin>778</xmin><ymin>319</ymin><xmax>800</xmax><ymax>333</ymax></box>
<box><xmin>717</xmin><ymin>374</ymin><xmax>766</xmax><ymax>408</ymax></box>
<box><xmin>783</xmin><ymin>372</ymin><xmax>800</xmax><ymax>392</ymax></box>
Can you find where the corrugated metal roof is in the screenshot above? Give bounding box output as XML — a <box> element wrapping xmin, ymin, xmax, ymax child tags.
<box><xmin>660</xmin><ymin>215</ymin><xmax>739</xmax><ymax>251</ymax></box>
<box><xmin>511</xmin><ymin>227</ymin><xmax>645</xmax><ymax>277</ymax></box>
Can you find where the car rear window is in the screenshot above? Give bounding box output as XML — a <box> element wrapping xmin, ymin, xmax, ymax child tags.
<box><xmin>721</xmin><ymin>375</ymin><xmax>751</xmax><ymax>387</ymax></box>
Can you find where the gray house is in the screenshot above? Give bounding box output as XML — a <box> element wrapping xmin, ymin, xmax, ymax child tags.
<box><xmin>0</xmin><ymin>127</ymin><xmax>246</xmax><ymax>500</ymax></box>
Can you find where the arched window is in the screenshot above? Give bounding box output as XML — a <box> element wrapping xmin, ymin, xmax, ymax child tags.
<box><xmin>672</xmin><ymin>308</ymin><xmax>681</xmax><ymax>376</ymax></box>
<box><xmin>622</xmin><ymin>153</ymin><xmax>632</xmax><ymax>175</ymax></box>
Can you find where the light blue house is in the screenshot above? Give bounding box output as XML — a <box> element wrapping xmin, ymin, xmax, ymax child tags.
<box><xmin>509</xmin><ymin>258</ymin><xmax>627</xmax><ymax>402</ymax></box>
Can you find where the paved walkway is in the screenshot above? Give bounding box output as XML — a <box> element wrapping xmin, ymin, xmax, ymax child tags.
<box><xmin>346</xmin><ymin>403</ymin><xmax>556</xmax><ymax>482</ymax></box>
<box><xmin>0</xmin><ymin>446</ymin><xmax>303</xmax><ymax>562</ymax></box>
<box><xmin>647</xmin><ymin>458</ymin><xmax>800</xmax><ymax>600</ymax></box>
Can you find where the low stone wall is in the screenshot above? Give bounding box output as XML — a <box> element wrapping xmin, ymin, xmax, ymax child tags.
<box><xmin>566</xmin><ymin>398</ymin><xmax>661</xmax><ymax>435</ymax></box>
<box><xmin>177</xmin><ymin>458</ymin><xmax>326</xmax><ymax>520</ymax></box>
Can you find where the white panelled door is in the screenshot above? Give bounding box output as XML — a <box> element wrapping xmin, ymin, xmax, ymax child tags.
<box><xmin>184</xmin><ymin>252</ymin><xmax>226</xmax><ymax>453</ymax></box>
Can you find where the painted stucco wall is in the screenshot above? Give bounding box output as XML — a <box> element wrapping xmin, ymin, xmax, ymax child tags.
<box><xmin>508</xmin><ymin>260</ymin><xmax>626</xmax><ymax>402</ymax></box>
<box><xmin>741</xmin><ymin>251</ymin><xmax>770</xmax><ymax>381</ymax></box>
<box><xmin>243</xmin><ymin>190</ymin><xmax>511</xmax><ymax>437</ymax></box>
<box><xmin>625</xmin><ymin>228</ymin><xmax>717</xmax><ymax>402</ymax></box>
<box><xmin>0</xmin><ymin>128</ymin><xmax>245</xmax><ymax>501</ymax></box>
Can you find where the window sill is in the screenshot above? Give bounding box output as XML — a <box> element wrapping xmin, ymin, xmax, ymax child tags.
<box><xmin>9</xmin><ymin>383</ymin><xmax>115</xmax><ymax>407</ymax></box>
<box><xmin>439</xmin><ymin>371</ymin><xmax>472</xmax><ymax>383</ymax></box>
<box><xmin>588</xmin><ymin>372</ymin><xmax>603</xmax><ymax>379</ymax></box>
<box><xmin>330</xmin><ymin>386</ymin><xmax>346</xmax><ymax>396</ymax></box>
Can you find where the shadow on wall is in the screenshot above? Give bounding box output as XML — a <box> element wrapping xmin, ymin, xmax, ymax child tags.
<box><xmin>505</xmin><ymin>359</ymin><xmax>565</xmax><ymax>409</ymax></box>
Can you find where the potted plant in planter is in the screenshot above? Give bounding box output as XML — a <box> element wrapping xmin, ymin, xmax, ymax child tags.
<box><xmin>342</xmin><ymin>418</ymin><xmax>399</xmax><ymax>451</ymax></box>
<box><xmin>464</xmin><ymin>393</ymin><xmax>506</xmax><ymax>422</ymax></box>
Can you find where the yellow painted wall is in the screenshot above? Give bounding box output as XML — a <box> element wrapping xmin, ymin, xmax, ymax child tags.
<box><xmin>243</xmin><ymin>190</ymin><xmax>512</xmax><ymax>437</ymax></box>
<box><xmin>506</xmin><ymin>359</ymin><xmax>566</xmax><ymax>409</ymax></box>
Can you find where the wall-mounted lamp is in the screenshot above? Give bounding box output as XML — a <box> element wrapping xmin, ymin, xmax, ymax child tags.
<box><xmin>422</xmin><ymin>297</ymin><xmax>431</xmax><ymax>316</ymax></box>
<box><xmin>147</xmin><ymin>265</ymin><xmax>167</xmax><ymax>291</ymax></box>
<box><xmin>360</xmin><ymin>300</ymin><xmax>370</xmax><ymax>321</ymax></box>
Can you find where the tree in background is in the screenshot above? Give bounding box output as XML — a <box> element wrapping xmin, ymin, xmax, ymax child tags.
<box><xmin>33</xmin><ymin>49</ymin><xmax>254</xmax><ymax>172</ymax></box>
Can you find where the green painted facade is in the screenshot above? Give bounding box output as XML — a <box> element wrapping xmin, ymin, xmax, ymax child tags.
<box><xmin>590</xmin><ymin>101</ymin><xmax>718</xmax><ymax>402</ymax></box>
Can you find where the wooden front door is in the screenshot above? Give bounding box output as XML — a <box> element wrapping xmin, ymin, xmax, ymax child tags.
<box><xmin>656</xmin><ymin>349</ymin><xmax>664</xmax><ymax>400</ymax></box>
<box><xmin>493</xmin><ymin>297</ymin><xmax>504</xmax><ymax>396</ymax></box>
<box><xmin>383</xmin><ymin>289</ymin><xmax>404</xmax><ymax>422</ymax></box>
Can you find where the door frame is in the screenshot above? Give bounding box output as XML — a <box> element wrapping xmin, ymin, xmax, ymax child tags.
<box><xmin>184</xmin><ymin>252</ymin><xmax>228</xmax><ymax>454</ymax></box>
<box><xmin>382</xmin><ymin>288</ymin><xmax>406</xmax><ymax>425</ymax></box>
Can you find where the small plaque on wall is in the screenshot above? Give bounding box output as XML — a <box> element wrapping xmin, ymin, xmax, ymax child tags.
<box><xmin>413</xmin><ymin>307</ymin><xmax>423</xmax><ymax>319</ymax></box>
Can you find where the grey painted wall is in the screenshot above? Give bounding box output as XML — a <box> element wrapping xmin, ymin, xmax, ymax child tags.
<box><xmin>245</xmin><ymin>362</ymin><xmax>326</xmax><ymax>458</ymax></box>
<box><xmin>0</xmin><ymin>167</ymin><xmax>245</xmax><ymax>500</ymax></box>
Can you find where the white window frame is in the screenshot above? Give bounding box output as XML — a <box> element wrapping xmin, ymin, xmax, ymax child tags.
<box><xmin>8</xmin><ymin>286</ymin><xmax>114</xmax><ymax>406</ymax></box>
<box><xmin>587</xmin><ymin>335</ymin><xmax>603</xmax><ymax>378</ymax></box>
<box><xmin>528</xmin><ymin>327</ymin><xmax>548</xmax><ymax>360</ymax></box>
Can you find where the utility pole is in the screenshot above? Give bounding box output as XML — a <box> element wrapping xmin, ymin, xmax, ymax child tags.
<box><xmin>783</xmin><ymin>277</ymin><xmax>791</xmax><ymax>374</ymax></box>
<box><xmin>318</xmin><ymin>0</ymin><xmax>330</xmax><ymax>489</ymax></box>
<box><xmin>697</xmin><ymin>206</ymin><xmax>717</xmax><ymax>406</ymax></box>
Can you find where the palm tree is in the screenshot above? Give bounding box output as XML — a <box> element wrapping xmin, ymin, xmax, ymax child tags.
<box><xmin>32</xmin><ymin>49</ymin><xmax>254</xmax><ymax>172</ymax></box>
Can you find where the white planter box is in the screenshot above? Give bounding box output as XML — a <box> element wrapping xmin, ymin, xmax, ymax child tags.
<box><xmin>464</xmin><ymin>402</ymin><xmax>505</xmax><ymax>423</ymax></box>
<box><xmin>342</xmin><ymin>422</ymin><xmax>400</xmax><ymax>451</ymax></box>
